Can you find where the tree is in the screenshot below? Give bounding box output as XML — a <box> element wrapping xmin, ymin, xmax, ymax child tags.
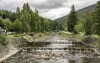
<box><xmin>16</xmin><ymin>7</ymin><xmax>20</xmax><ymax>19</ymax></box>
<box><xmin>82</xmin><ymin>10</ymin><xmax>93</xmax><ymax>35</ymax></box>
<box><xmin>21</xmin><ymin>20</ymin><xmax>31</xmax><ymax>32</ymax></box>
<box><xmin>44</xmin><ymin>18</ymin><xmax>50</xmax><ymax>32</ymax></box>
<box><xmin>37</xmin><ymin>19</ymin><xmax>42</xmax><ymax>32</ymax></box>
<box><xmin>67</xmin><ymin>5</ymin><xmax>78</xmax><ymax>34</ymax></box>
<box><xmin>13</xmin><ymin>19</ymin><xmax>22</xmax><ymax>33</ymax></box>
<box><xmin>0</xmin><ymin>10</ymin><xmax>16</xmax><ymax>22</ymax></box>
<box><xmin>75</xmin><ymin>18</ymin><xmax>84</xmax><ymax>33</ymax></box>
<box><xmin>2</xmin><ymin>18</ymin><xmax>12</xmax><ymax>32</ymax></box>
<box><xmin>21</xmin><ymin>3</ymin><xmax>31</xmax><ymax>24</ymax></box>
<box><xmin>0</xmin><ymin>19</ymin><xmax>4</xmax><ymax>27</ymax></box>
<box><xmin>0</xmin><ymin>35</ymin><xmax>7</xmax><ymax>46</ymax></box>
<box><xmin>94</xmin><ymin>1</ymin><xmax>100</xmax><ymax>35</ymax></box>
<box><xmin>0</xmin><ymin>3</ymin><xmax>53</xmax><ymax>33</ymax></box>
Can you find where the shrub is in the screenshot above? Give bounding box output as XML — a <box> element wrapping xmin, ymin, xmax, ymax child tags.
<box><xmin>0</xmin><ymin>35</ymin><xmax>7</xmax><ymax>46</ymax></box>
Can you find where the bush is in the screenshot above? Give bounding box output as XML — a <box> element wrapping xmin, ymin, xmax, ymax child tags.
<box><xmin>0</xmin><ymin>35</ymin><xmax>7</xmax><ymax>46</ymax></box>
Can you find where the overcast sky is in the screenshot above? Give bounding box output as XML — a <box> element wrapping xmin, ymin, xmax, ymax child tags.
<box><xmin>0</xmin><ymin>0</ymin><xmax>99</xmax><ymax>20</ymax></box>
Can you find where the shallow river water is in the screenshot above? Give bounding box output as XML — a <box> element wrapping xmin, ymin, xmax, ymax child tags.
<box><xmin>3</xmin><ymin>35</ymin><xmax>100</xmax><ymax>63</ymax></box>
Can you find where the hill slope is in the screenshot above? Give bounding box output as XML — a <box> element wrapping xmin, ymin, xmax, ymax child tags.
<box><xmin>55</xmin><ymin>4</ymin><xmax>96</xmax><ymax>23</ymax></box>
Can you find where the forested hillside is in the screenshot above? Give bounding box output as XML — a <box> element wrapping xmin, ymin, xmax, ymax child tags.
<box><xmin>55</xmin><ymin>4</ymin><xmax>96</xmax><ymax>23</ymax></box>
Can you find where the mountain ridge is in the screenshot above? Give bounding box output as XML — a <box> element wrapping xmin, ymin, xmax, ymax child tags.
<box><xmin>55</xmin><ymin>4</ymin><xmax>96</xmax><ymax>23</ymax></box>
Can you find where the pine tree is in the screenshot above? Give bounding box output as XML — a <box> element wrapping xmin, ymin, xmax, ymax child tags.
<box><xmin>67</xmin><ymin>5</ymin><xmax>78</xmax><ymax>34</ymax></box>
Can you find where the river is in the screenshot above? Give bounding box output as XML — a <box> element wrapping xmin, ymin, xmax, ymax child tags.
<box><xmin>3</xmin><ymin>34</ymin><xmax>100</xmax><ymax>63</ymax></box>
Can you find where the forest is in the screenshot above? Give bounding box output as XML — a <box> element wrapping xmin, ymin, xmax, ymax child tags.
<box><xmin>67</xmin><ymin>1</ymin><xmax>100</xmax><ymax>35</ymax></box>
<box><xmin>0</xmin><ymin>1</ymin><xmax>100</xmax><ymax>36</ymax></box>
<box><xmin>0</xmin><ymin>3</ymin><xmax>65</xmax><ymax>34</ymax></box>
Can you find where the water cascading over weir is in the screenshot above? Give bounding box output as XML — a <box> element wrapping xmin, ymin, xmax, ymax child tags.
<box><xmin>0</xmin><ymin>35</ymin><xmax>98</xmax><ymax>63</ymax></box>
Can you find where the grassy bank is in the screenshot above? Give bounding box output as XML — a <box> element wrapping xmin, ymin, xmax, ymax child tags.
<box><xmin>58</xmin><ymin>31</ymin><xmax>100</xmax><ymax>49</ymax></box>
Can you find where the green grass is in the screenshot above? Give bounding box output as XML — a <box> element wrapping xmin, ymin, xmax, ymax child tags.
<box><xmin>58</xmin><ymin>31</ymin><xmax>100</xmax><ymax>49</ymax></box>
<box><xmin>58</xmin><ymin>31</ymin><xmax>84</xmax><ymax>42</ymax></box>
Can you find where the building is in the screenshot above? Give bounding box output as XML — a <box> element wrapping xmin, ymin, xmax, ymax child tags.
<box><xmin>0</xmin><ymin>27</ymin><xmax>6</xmax><ymax>35</ymax></box>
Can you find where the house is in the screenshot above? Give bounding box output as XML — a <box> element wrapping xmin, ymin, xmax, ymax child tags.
<box><xmin>0</xmin><ymin>27</ymin><xmax>6</xmax><ymax>35</ymax></box>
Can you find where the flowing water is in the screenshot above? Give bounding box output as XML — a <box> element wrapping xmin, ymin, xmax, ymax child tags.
<box><xmin>2</xmin><ymin>35</ymin><xmax>100</xmax><ymax>63</ymax></box>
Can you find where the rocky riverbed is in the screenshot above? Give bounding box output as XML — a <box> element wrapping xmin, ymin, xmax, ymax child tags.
<box><xmin>1</xmin><ymin>34</ymin><xmax>100</xmax><ymax>63</ymax></box>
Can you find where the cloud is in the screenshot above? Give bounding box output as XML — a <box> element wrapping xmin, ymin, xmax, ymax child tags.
<box><xmin>30</xmin><ymin>0</ymin><xmax>68</xmax><ymax>9</ymax></box>
<box><xmin>39</xmin><ymin>7</ymin><xmax>70</xmax><ymax>20</ymax></box>
<box><xmin>0</xmin><ymin>0</ymin><xmax>99</xmax><ymax>20</ymax></box>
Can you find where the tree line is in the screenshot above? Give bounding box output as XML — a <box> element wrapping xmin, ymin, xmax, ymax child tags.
<box><xmin>67</xmin><ymin>1</ymin><xmax>100</xmax><ymax>35</ymax></box>
<box><xmin>0</xmin><ymin>3</ymin><xmax>65</xmax><ymax>33</ymax></box>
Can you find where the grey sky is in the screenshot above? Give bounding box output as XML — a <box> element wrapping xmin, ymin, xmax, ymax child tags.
<box><xmin>0</xmin><ymin>0</ymin><xmax>99</xmax><ymax>20</ymax></box>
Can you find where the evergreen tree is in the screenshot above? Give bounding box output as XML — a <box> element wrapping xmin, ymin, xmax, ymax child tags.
<box><xmin>67</xmin><ymin>5</ymin><xmax>78</xmax><ymax>33</ymax></box>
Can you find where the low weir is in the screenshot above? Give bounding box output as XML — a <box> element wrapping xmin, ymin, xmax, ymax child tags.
<box><xmin>22</xmin><ymin>47</ymin><xmax>94</xmax><ymax>53</ymax></box>
<box><xmin>21</xmin><ymin>40</ymin><xmax>83</xmax><ymax>47</ymax></box>
<box><xmin>0</xmin><ymin>40</ymin><xmax>98</xmax><ymax>63</ymax></box>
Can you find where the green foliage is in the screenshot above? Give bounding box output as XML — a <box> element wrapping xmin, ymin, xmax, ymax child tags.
<box><xmin>15</xmin><ymin>3</ymin><xmax>53</xmax><ymax>33</ymax></box>
<box><xmin>75</xmin><ymin>18</ymin><xmax>84</xmax><ymax>33</ymax></box>
<box><xmin>0</xmin><ymin>35</ymin><xmax>7</xmax><ymax>46</ymax></box>
<box><xmin>16</xmin><ymin>7</ymin><xmax>20</xmax><ymax>19</ymax></box>
<box><xmin>0</xmin><ymin>3</ymin><xmax>55</xmax><ymax>33</ymax></box>
<box><xmin>13</xmin><ymin>19</ymin><xmax>22</xmax><ymax>33</ymax></box>
<box><xmin>67</xmin><ymin>5</ymin><xmax>78</xmax><ymax>34</ymax></box>
<box><xmin>55</xmin><ymin>4</ymin><xmax>96</xmax><ymax>23</ymax></box>
<box><xmin>0</xmin><ymin>10</ymin><xmax>16</xmax><ymax>22</ymax></box>
<box><xmin>82</xmin><ymin>10</ymin><xmax>93</xmax><ymax>35</ymax></box>
<box><xmin>2</xmin><ymin>18</ymin><xmax>12</xmax><ymax>31</ymax></box>
<box><xmin>94</xmin><ymin>1</ymin><xmax>100</xmax><ymax>35</ymax></box>
<box><xmin>21</xmin><ymin>20</ymin><xmax>31</xmax><ymax>32</ymax></box>
<box><xmin>0</xmin><ymin>19</ymin><xmax>4</xmax><ymax>27</ymax></box>
<box><xmin>51</xmin><ymin>21</ymin><xmax>66</xmax><ymax>31</ymax></box>
<box><xmin>44</xmin><ymin>18</ymin><xmax>50</xmax><ymax>32</ymax></box>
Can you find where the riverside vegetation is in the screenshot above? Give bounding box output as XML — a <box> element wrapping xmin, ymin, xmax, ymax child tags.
<box><xmin>0</xmin><ymin>1</ymin><xmax>100</xmax><ymax>63</ymax></box>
